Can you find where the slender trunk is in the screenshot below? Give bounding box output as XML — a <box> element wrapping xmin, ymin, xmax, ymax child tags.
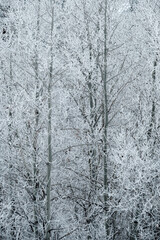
<box><xmin>103</xmin><ymin>0</ymin><xmax>109</xmax><ymax>238</ymax></box>
<box><xmin>33</xmin><ymin>1</ymin><xmax>41</xmax><ymax>238</ymax></box>
<box><xmin>8</xmin><ymin>54</ymin><xmax>16</xmax><ymax>239</ymax></box>
<box><xmin>83</xmin><ymin>5</ymin><xmax>98</xmax><ymax>238</ymax></box>
<box><xmin>46</xmin><ymin>2</ymin><xmax>54</xmax><ymax>239</ymax></box>
<box><xmin>147</xmin><ymin>56</ymin><xmax>157</xmax><ymax>155</ymax></box>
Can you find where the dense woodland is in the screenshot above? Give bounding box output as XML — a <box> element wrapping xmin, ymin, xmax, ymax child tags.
<box><xmin>0</xmin><ymin>0</ymin><xmax>160</xmax><ymax>239</ymax></box>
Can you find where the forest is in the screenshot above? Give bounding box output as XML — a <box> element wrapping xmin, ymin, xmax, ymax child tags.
<box><xmin>0</xmin><ymin>0</ymin><xmax>160</xmax><ymax>239</ymax></box>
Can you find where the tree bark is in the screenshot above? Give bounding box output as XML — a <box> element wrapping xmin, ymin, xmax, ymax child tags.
<box><xmin>33</xmin><ymin>1</ymin><xmax>41</xmax><ymax>239</ymax></box>
<box><xmin>46</xmin><ymin>1</ymin><xmax>54</xmax><ymax>239</ymax></box>
<box><xmin>103</xmin><ymin>0</ymin><xmax>109</xmax><ymax>238</ymax></box>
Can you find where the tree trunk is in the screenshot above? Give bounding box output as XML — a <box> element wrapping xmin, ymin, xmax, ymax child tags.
<box><xmin>46</xmin><ymin>1</ymin><xmax>54</xmax><ymax>239</ymax></box>
<box><xmin>33</xmin><ymin>1</ymin><xmax>41</xmax><ymax>238</ymax></box>
<box><xmin>8</xmin><ymin>53</ymin><xmax>16</xmax><ymax>240</ymax></box>
<box><xmin>103</xmin><ymin>0</ymin><xmax>109</xmax><ymax>238</ymax></box>
<box><xmin>147</xmin><ymin>56</ymin><xmax>157</xmax><ymax>156</ymax></box>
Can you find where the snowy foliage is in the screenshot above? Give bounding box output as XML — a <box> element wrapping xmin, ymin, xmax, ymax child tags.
<box><xmin>0</xmin><ymin>0</ymin><xmax>160</xmax><ymax>239</ymax></box>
